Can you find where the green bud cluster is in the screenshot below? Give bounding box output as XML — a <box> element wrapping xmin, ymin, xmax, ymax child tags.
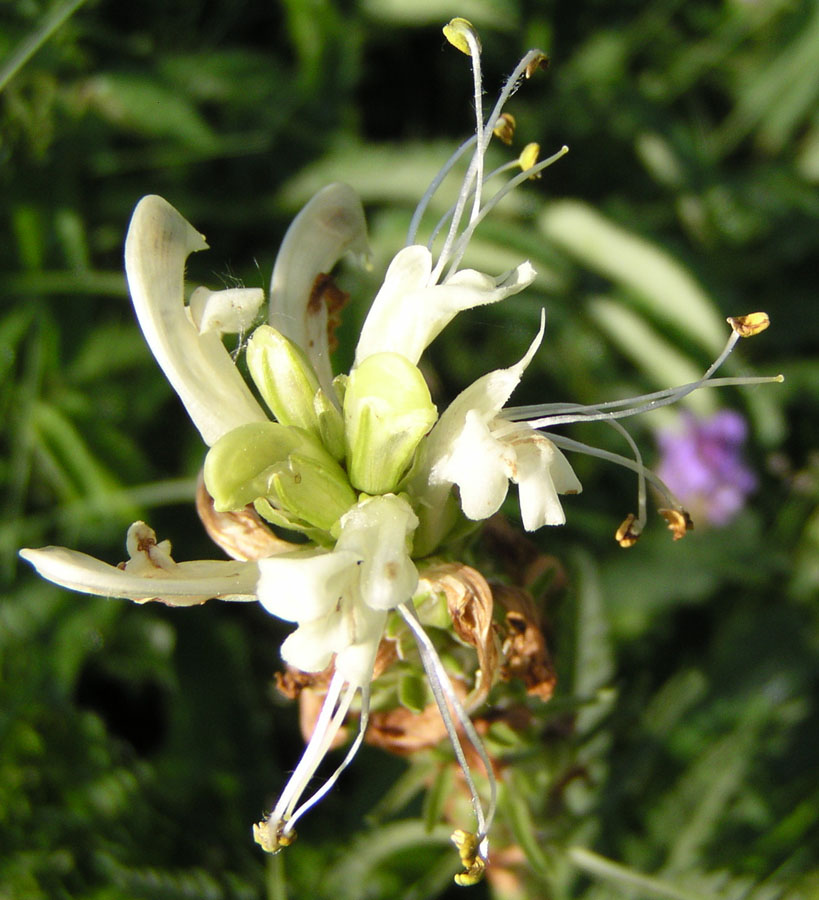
<box><xmin>203</xmin><ymin>326</ymin><xmax>439</xmax><ymax>542</ymax></box>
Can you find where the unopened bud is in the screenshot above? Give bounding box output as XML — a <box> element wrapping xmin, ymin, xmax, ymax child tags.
<box><xmin>204</xmin><ymin>422</ymin><xmax>355</xmax><ymax>533</ymax></box>
<box><xmin>246</xmin><ymin>325</ymin><xmax>321</xmax><ymax>435</ymax></box>
<box><xmin>313</xmin><ymin>387</ymin><xmax>346</xmax><ymax>461</ymax></box>
<box><xmin>344</xmin><ymin>353</ymin><xmax>437</xmax><ymax>495</ymax></box>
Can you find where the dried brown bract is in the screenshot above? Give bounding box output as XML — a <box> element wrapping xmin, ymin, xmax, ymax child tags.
<box><xmin>196</xmin><ymin>474</ymin><xmax>297</xmax><ymax>561</ymax></box>
<box><xmin>493</xmin><ymin>583</ymin><xmax>556</xmax><ymax>702</ymax></box>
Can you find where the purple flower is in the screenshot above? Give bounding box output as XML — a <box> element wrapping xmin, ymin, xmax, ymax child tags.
<box><xmin>656</xmin><ymin>410</ymin><xmax>757</xmax><ymax>527</ymax></box>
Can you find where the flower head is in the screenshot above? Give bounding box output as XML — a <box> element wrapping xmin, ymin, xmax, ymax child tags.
<box><xmin>19</xmin><ymin>17</ymin><xmax>782</xmax><ymax>888</ymax></box>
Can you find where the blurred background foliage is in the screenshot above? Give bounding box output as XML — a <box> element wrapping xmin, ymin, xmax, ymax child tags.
<box><xmin>1</xmin><ymin>0</ymin><xmax>818</xmax><ymax>897</ymax></box>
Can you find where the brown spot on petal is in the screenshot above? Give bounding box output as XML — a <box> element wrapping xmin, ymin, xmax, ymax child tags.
<box><xmin>308</xmin><ymin>272</ymin><xmax>350</xmax><ymax>353</ymax></box>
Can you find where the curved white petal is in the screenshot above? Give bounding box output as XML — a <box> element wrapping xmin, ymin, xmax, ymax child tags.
<box><xmin>269</xmin><ymin>184</ymin><xmax>369</xmax><ymax>392</ymax></box>
<box><xmin>19</xmin><ymin>545</ymin><xmax>259</xmax><ymax>605</ymax></box>
<box><xmin>125</xmin><ymin>195</ymin><xmax>267</xmax><ymax>446</ymax></box>
<box><xmin>256</xmin><ymin>549</ymin><xmax>362</xmax><ymax>623</ymax></box>
<box><xmin>431</xmin><ymin>409</ymin><xmax>514</xmax><ymax>520</ymax></box>
<box><xmin>189</xmin><ymin>286</ymin><xmax>265</xmax><ymax>335</ymax></box>
<box><xmin>334</xmin><ymin>606</ymin><xmax>387</xmax><ymax>686</ymax></box>
<box><xmin>337</xmin><ymin>494</ymin><xmax>419</xmax><ymax>611</ymax></box>
<box><xmin>356</xmin><ymin>250</ymin><xmax>536</xmax><ymax>366</ymax></box>
<box><xmin>500</xmin><ymin>425</ymin><xmax>582</xmax><ymax>529</ymax></box>
<box><xmin>280</xmin><ymin>615</ymin><xmax>347</xmax><ymax>674</ymax></box>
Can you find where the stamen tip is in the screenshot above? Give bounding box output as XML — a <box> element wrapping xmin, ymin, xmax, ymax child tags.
<box><xmin>493</xmin><ymin>112</ymin><xmax>516</xmax><ymax>145</ymax></box>
<box><xmin>518</xmin><ymin>142</ymin><xmax>541</xmax><ymax>178</ymax></box>
<box><xmin>443</xmin><ymin>18</ymin><xmax>481</xmax><ymax>56</ymax></box>
<box><xmin>727</xmin><ymin>312</ymin><xmax>770</xmax><ymax>338</ymax></box>
<box><xmin>615</xmin><ymin>513</ymin><xmax>642</xmax><ymax>548</ymax></box>
<box><xmin>253</xmin><ymin>819</ymin><xmax>296</xmax><ymax>854</ymax></box>
<box><xmin>524</xmin><ymin>52</ymin><xmax>550</xmax><ymax>79</ymax></box>
<box><xmin>451</xmin><ymin>829</ymin><xmax>487</xmax><ymax>885</ymax></box>
<box><xmin>658</xmin><ymin>508</ymin><xmax>693</xmax><ymax>541</ymax></box>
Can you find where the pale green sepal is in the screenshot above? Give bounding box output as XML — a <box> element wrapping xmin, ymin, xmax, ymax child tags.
<box><xmin>204</xmin><ymin>423</ymin><xmax>355</xmax><ymax>532</ymax></box>
<box><xmin>246</xmin><ymin>325</ymin><xmax>322</xmax><ymax>433</ymax></box>
<box><xmin>314</xmin><ymin>387</ymin><xmax>346</xmax><ymax>461</ymax></box>
<box><xmin>271</xmin><ymin>452</ymin><xmax>357</xmax><ymax>533</ymax></box>
<box><xmin>253</xmin><ymin>498</ymin><xmax>332</xmax><ymax>545</ymax></box>
<box><xmin>412</xmin><ymin>584</ymin><xmax>451</xmax><ymax>629</ymax></box>
<box><xmin>343</xmin><ymin>352</ymin><xmax>438</xmax><ymax>495</ymax></box>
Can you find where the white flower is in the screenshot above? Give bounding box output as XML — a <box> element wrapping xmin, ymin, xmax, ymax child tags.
<box><xmin>258</xmin><ymin>493</ymin><xmax>418</xmax><ymax>686</ymax></box>
<box><xmin>252</xmin><ymin>494</ymin><xmax>418</xmax><ymax>848</ymax></box>
<box><xmin>412</xmin><ymin>313</ymin><xmax>581</xmax><ymax>547</ymax></box>
<box><xmin>354</xmin><ymin>244</ymin><xmax>535</xmax><ymax>366</ymax></box>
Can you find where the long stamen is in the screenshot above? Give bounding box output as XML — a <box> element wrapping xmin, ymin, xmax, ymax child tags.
<box><xmin>443</xmin><ymin>146</ymin><xmax>569</xmax><ymax>279</ymax></box>
<box><xmin>604</xmin><ymin>417</ymin><xmax>648</xmax><ymax>537</ymax></box>
<box><xmin>398</xmin><ymin>603</ymin><xmax>497</xmax><ymax>857</ymax></box>
<box><xmin>407</xmin><ymin>135</ymin><xmax>477</xmax><ymax>246</ymax></box>
<box><xmin>518</xmin><ymin>321</ymin><xmax>776</xmax><ymax>430</ymax></box>
<box><xmin>282</xmin><ymin>684</ymin><xmax>369</xmax><ymax>835</ymax></box>
<box><xmin>434</xmin><ymin>22</ymin><xmax>486</xmax><ymax>283</ymax></box>
<box><xmin>547</xmin><ymin>432</ymin><xmax>684</xmax><ymax>512</ymax></box>
<box><xmin>256</xmin><ymin>670</ymin><xmax>351</xmax><ymax>848</ymax></box>
<box><xmin>426</xmin><ymin>159</ymin><xmax>520</xmax><ymax>253</ymax></box>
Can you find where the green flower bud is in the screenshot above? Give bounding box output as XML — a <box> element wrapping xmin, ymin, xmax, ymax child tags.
<box><xmin>313</xmin><ymin>387</ymin><xmax>346</xmax><ymax>461</ymax></box>
<box><xmin>204</xmin><ymin>422</ymin><xmax>356</xmax><ymax>533</ymax></box>
<box><xmin>246</xmin><ymin>325</ymin><xmax>321</xmax><ymax>435</ymax></box>
<box><xmin>343</xmin><ymin>353</ymin><xmax>438</xmax><ymax>495</ymax></box>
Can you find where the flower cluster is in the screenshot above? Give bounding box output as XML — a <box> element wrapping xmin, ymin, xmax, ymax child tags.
<box><xmin>20</xmin><ymin>18</ymin><xmax>780</xmax><ymax>885</ymax></box>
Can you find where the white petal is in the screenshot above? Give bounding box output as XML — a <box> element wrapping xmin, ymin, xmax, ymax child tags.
<box><xmin>189</xmin><ymin>286</ymin><xmax>265</xmax><ymax>335</ymax></box>
<box><xmin>269</xmin><ymin>184</ymin><xmax>369</xmax><ymax>392</ymax></box>
<box><xmin>125</xmin><ymin>195</ymin><xmax>267</xmax><ymax>446</ymax></box>
<box><xmin>334</xmin><ymin>606</ymin><xmax>388</xmax><ymax>686</ymax></box>
<box><xmin>432</xmin><ymin>409</ymin><xmax>514</xmax><ymax>520</ymax></box>
<box><xmin>355</xmin><ymin>251</ymin><xmax>536</xmax><ymax>366</ymax></box>
<box><xmin>280</xmin><ymin>615</ymin><xmax>347</xmax><ymax>673</ymax></box>
<box><xmin>337</xmin><ymin>494</ymin><xmax>419</xmax><ymax>611</ymax></box>
<box><xmin>501</xmin><ymin>426</ymin><xmax>581</xmax><ymax>529</ymax></box>
<box><xmin>19</xmin><ymin>546</ymin><xmax>259</xmax><ymax>605</ymax></box>
<box><xmin>256</xmin><ymin>549</ymin><xmax>362</xmax><ymax>623</ymax></box>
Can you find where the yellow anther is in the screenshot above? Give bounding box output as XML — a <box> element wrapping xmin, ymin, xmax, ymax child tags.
<box><xmin>525</xmin><ymin>52</ymin><xmax>550</xmax><ymax>79</ymax></box>
<box><xmin>727</xmin><ymin>312</ymin><xmax>770</xmax><ymax>338</ymax></box>
<box><xmin>518</xmin><ymin>142</ymin><xmax>541</xmax><ymax>178</ymax></box>
<box><xmin>443</xmin><ymin>18</ymin><xmax>481</xmax><ymax>56</ymax></box>
<box><xmin>658</xmin><ymin>508</ymin><xmax>693</xmax><ymax>541</ymax></box>
<box><xmin>493</xmin><ymin>112</ymin><xmax>516</xmax><ymax>145</ymax></box>
<box><xmin>615</xmin><ymin>513</ymin><xmax>642</xmax><ymax>548</ymax></box>
<box><xmin>253</xmin><ymin>819</ymin><xmax>296</xmax><ymax>854</ymax></box>
<box><xmin>451</xmin><ymin>829</ymin><xmax>487</xmax><ymax>885</ymax></box>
